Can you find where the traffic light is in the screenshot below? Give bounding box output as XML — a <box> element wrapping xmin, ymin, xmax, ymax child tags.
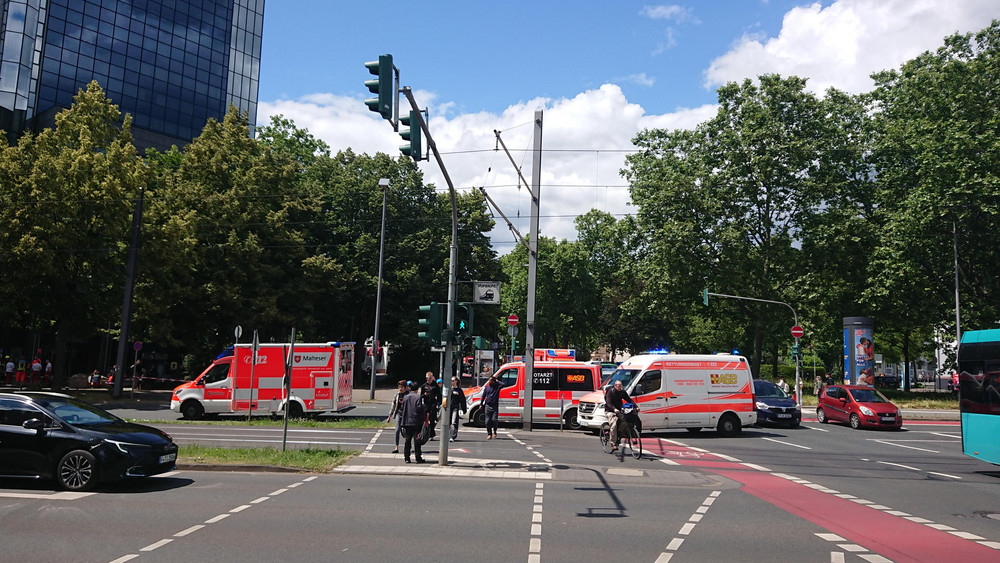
<box><xmin>702</xmin><ymin>288</ymin><xmax>709</xmax><ymax>306</ymax></box>
<box><xmin>418</xmin><ymin>302</ymin><xmax>443</xmax><ymax>345</ymax></box>
<box><xmin>474</xmin><ymin>336</ymin><xmax>489</xmax><ymax>350</ymax></box>
<box><xmin>455</xmin><ymin>302</ymin><xmax>474</xmax><ymax>339</ymax></box>
<box><xmin>790</xmin><ymin>344</ymin><xmax>802</xmax><ymax>360</ymax></box>
<box><xmin>399</xmin><ymin>110</ymin><xmax>423</xmax><ymax>161</ymax></box>
<box><xmin>364</xmin><ymin>54</ymin><xmax>393</xmax><ymax>121</ymax></box>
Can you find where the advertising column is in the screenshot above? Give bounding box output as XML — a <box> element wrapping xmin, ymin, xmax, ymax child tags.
<box><xmin>843</xmin><ymin>317</ymin><xmax>875</xmax><ymax>386</ymax></box>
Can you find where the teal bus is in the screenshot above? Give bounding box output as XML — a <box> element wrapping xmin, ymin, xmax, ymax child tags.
<box><xmin>958</xmin><ymin>329</ymin><xmax>1000</xmax><ymax>464</ymax></box>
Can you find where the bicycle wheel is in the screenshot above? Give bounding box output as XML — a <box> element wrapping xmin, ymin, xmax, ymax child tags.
<box><xmin>628</xmin><ymin>425</ymin><xmax>642</xmax><ymax>459</ymax></box>
<box><xmin>600</xmin><ymin>423</ymin><xmax>613</xmax><ymax>453</ymax></box>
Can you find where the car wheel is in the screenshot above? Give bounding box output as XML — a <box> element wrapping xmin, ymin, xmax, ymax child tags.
<box><xmin>57</xmin><ymin>450</ymin><xmax>98</xmax><ymax>491</ymax></box>
<box><xmin>181</xmin><ymin>400</ymin><xmax>204</xmax><ymax>420</ymax></box>
<box><xmin>285</xmin><ymin>401</ymin><xmax>304</xmax><ymax>419</ymax></box>
<box><xmin>563</xmin><ymin>408</ymin><xmax>582</xmax><ymax>430</ymax></box>
<box><xmin>817</xmin><ymin>408</ymin><xmax>828</xmax><ymax>423</ymax></box>
<box><xmin>850</xmin><ymin>413</ymin><xmax>862</xmax><ymax>429</ymax></box>
<box><xmin>717</xmin><ymin>414</ymin><xmax>741</xmax><ymax>437</ymax></box>
<box><xmin>471</xmin><ymin>407</ymin><xmax>486</xmax><ymax>427</ymax></box>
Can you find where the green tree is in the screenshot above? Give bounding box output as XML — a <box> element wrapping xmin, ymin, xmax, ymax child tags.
<box><xmin>0</xmin><ymin>81</ymin><xmax>150</xmax><ymax>384</ymax></box>
<box><xmin>624</xmin><ymin>75</ymin><xmax>827</xmax><ymax>375</ymax></box>
<box><xmin>867</xmin><ymin>20</ymin><xmax>1000</xmax><ymax>385</ymax></box>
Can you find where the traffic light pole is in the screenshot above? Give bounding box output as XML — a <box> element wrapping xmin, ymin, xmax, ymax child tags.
<box><xmin>401</xmin><ymin>87</ymin><xmax>458</xmax><ymax>465</ymax></box>
<box><xmin>703</xmin><ymin>290</ymin><xmax>801</xmax><ymax>410</ymax></box>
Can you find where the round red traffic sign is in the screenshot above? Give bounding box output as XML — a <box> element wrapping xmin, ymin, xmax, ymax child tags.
<box><xmin>790</xmin><ymin>325</ymin><xmax>804</xmax><ymax>339</ymax></box>
<box><xmin>508</xmin><ymin>314</ymin><xmax>519</xmax><ymax>326</ymax></box>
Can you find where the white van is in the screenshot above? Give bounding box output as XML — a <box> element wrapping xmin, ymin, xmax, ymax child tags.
<box><xmin>577</xmin><ymin>353</ymin><xmax>756</xmax><ymax>436</ymax></box>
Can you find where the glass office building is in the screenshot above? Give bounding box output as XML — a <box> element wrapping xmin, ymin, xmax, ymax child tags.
<box><xmin>0</xmin><ymin>0</ymin><xmax>263</xmax><ymax>151</ymax></box>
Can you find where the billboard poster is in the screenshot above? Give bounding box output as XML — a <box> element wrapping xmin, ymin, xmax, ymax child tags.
<box><xmin>854</xmin><ymin>328</ymin><xmax>875</xmax><ymax>386</ymax></box>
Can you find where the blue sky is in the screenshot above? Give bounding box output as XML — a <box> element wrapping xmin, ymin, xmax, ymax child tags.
<box><xmin>255</xmin><ymin>1</ymin><xmax>997</xmax><ymax>249</ymax></box>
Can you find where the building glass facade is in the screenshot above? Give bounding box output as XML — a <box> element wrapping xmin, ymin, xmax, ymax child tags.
<box><xmin>0</xmin><ymin>0</ymin><xmax>263</xmax><ymax>150</ymax></box>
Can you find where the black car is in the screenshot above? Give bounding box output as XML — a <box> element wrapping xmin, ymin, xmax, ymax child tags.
<box><xmin>0</xmin><ymin>392</ymin><xmax>178</xmax><ymax>491</ymax></box>
<box><xmin>753</xmin><ymin>379</ymin><xmax>801</xmax><ymax>427</ymax></box>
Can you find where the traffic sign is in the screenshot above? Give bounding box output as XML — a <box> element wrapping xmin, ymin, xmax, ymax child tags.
<box><xmin>508</xmin><ymin>314</ymin><xmax>519</xmax><ymax>326</ymax></box>
<box><xmin>790</xmin><ymin>325</ymin><xmax>804</xmax><ymax>339</ymax></box>
<box><xmin>133</xmin><ymin>341</ymin><xmax>142</xmax><ymax>352</ymax></box>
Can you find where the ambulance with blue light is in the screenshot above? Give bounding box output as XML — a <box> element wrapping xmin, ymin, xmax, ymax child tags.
<box><xmin>461</xmin><ymin>349</ymin><xmax>600</xmax><ymax>430</ymax></box>
<box><xmin>577</xmin><ymin>352</ymin><xmax>756</xmax><ymax>437</ymax></box>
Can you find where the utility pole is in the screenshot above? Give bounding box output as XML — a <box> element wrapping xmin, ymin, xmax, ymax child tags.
<box><xmin>113</xmin><ymin>188</ymin><xmax>144</xmax><ymax>399</ymax></box>
<box><xmin>400</xmin><ymin>87</ymin><xmax>458</xmax><ymax>465</ymax></box>
<box><xmin>524</xmin><ymin>110</ymin><xmax>543</xmax><ymax>431</ymax></box>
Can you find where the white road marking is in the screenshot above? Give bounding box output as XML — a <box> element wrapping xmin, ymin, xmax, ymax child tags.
<box><xmin>762</xmin><ymin>437</ymin><xmax>812</xmax><ymax>449</ymax></box>
<box><xmin>869</xmin><ymin>439</ymin><xmax>939</xmax><ymax>453</ymax></box>
<box><xmin>876</xmin><ymin>461</ymin><xmax>921</xmax><ymax>471</ymax></box>
<box><xmin>140</xmin><ymin>539</ymin><xmax>172</xmax><ymax>551</ymax></box>
<box><xmin>657</xmin><ymin>491</ymin><xmax>721</xmax><ymax>562</ymax></box>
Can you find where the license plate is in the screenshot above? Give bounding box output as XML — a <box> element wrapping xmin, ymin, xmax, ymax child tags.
<box><xmin>159</xmin><ymin>453</ymin><xmax>177</xmax><ymax>464</ymax></box>
<box><xmin>880</xmin><ymin>416</ymin><xmax>895</xmax><ymax>422</ymax></box>
<box><xmin>776</xmin><ymin>413</ymin><xmax>792</xmax><ymax>418</ymax></box>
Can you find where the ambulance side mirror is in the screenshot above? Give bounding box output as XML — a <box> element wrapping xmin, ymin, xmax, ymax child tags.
<box><xmin>195</xmin><ymin>379</ymin><xmax>205</xmax><ymax>387</ymax></box>
<box><xmin>634</xmin><ymin>384</ymin><xmax>643</xmax><ymax>395</ymax></box>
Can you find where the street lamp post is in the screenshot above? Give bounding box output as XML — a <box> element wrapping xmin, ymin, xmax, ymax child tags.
<box><xmin>370</xmin><ymin>178</ymin><xmax>390</xmax><ymax>400</ymax></box>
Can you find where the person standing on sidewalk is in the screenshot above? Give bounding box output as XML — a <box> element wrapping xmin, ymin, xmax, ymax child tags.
<box><xmin>385</xmin><ymin>379</ymin><xmax>408</xmax><ymax>454</ymax></box>
<box><xmin>400</xmin><ymin>381</ymin><xmax>426</xmax><ymax>463</ymax></box>
<box><xmin>448</xmin><ymin>376</ymin><xmax>467</xmax><ymax>442</ymax></box>
<box><xmin>482</xmin><ymin>373</ymin><xmax>501</xmax><ymax>439</ymax></box>
<box><xmin>421</xmin><ymin>371</ymin><xmax>441</xmax><ymax>439</ymax></box>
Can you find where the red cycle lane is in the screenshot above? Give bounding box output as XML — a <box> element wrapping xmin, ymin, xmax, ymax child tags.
<box><xmin>644</xmin><ymin>438</ymin><xmax>997</xmax><ymax>562</ymax></box>
<box><xmin>709</xmin><ymin>468</ymin><xmax>998</xmax><ymax>562</ymax></box>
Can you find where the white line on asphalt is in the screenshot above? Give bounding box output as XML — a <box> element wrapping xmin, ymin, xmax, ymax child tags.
<box><xmin>869</xmin><ymin>439</ymin><xmax>939</xmax><ymax>453</ymax></box>
<box><xmin>205</xmin><ymin>514</ymin><xmax>230</xmax><ymax>524</ymax></box>
<box><xmin>804</xmin><ymin>425</ymin><xmax>830</xmax><ymax>432</ymax></box>
<box><xmin>876</xmin><ymin>461</ymin><xmax>922</xmax><ymax>471</ymax></box>
<box><xmin>108</xmin><ymin>555</ymin><xmax>139</xmax><ymax>563</ymax></box>
<box><xmin>657</xmin><ymin>491</ymin><xmax>721</xmax><ymax>562</ymax></box>
<box><xmin>140</xmin><ymin>539</ymin><xmax>172</xmax><ymax>551</ymax></box>
<box><xmin>364</xmin><ymin>428</ymin><xmax>383</xmax><ymax>454</ymax></box>
<box><xmin>269</xmin><ymin>488</ymin><xmax>287</xmax><ymax>496</ymax></box>
<box><xmin>174</xmin><ymin>524</ymin><xmax>204</xmax><ymax>537</ymax></box>
<box><xmin>762</xmin><ymin>437</ymin><xmax>812</xmax><ymax>449</ymax></box>
<box><xmin>927</xmin><ymin>471</ymin><xmax>962</xmax><ymax>479</ymax></box>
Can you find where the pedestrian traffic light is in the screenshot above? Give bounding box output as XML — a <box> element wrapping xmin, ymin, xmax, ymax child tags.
<box><xmin>474</xmin><ymin>336</ymin><xmax>489</xmax><ymax>350</ymax></box>
<box><xmin>790</xmin><ymin>344</ymin><xmax>802</xmax><ymax>359</ymax></box>
<box><xmin>364</xmin><ymin>54</ymin><xmax>393</xmax><ymax>121</ymax></box>
<box><xmin>418</xmin><ymin>302</ymin><xmax>443</xmax><ymax>345</ymax></box>
<box><xmin>702</xmin><ymin>288</ymin><xmax>709</xmax><ymax>306</ymax></box>
<box><xmin>399</xmin><ymin>110</ymin><xmax>423</xmax><ymax>161</ymax></box>
<box><xmin>455</xmin><ymin>302</ymin><xmax>474</xmax><ymax>339</ymax></box>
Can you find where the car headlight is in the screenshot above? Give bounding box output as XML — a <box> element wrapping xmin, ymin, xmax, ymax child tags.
<box><xmin>105</xmin><ymin>439</ymin><xmax>151</xmax><ymax>454</ymax></box>
<box><xmin>859</xmin><ymin>406</ymin><xmax>874</xmax><ymax>416</ymax></box>
<box><xmin>756</xmin><ymin>402</ymin><xmax>769</xmax><ymax>410</ymax></box>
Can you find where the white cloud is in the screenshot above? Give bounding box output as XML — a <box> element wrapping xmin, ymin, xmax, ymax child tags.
<box><xmin>704</xmin><ymin>0</ymin><xmax>998</xmax><ymax>95</ymax></box>
<box><xmin>641</xmin><ymin>5</ymin><xmax>696</xmax><ymax>23</ymax></box>
<box><xmin>259</xmin><ymin>86</ymin><xmax>711</xmax><ymax>250</ymax></box>
<box><xmin>625</xmin><ymin>72</ymin><xmax>656</xmax><ymax>87</ymax></box>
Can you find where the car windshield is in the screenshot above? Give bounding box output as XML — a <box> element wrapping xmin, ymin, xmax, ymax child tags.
<box><xmin>754</xmin><ymin>380</ymin><xmax>788</xmax><ymax>398</ymax></box>
<box><xmin>25</xmin><ymin>395</ymin><xmax>121</xmax><ymax>425</ymax></box>
<box><xmin>604</xmin><ymin>368</ymin><xmax>641</xmax><ymax>389</ymax></box>
<box><xmin>848</xmin><ymin>388</ymin><xmax>889</xmax><ymax>403</ymax></box>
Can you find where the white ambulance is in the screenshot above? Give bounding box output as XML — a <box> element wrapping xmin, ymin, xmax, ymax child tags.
<box><xmin>577</xmin><ymin>353</ymin><xmax>756</xmax><ymax>437</ymax></box>
<box><xmin>462</xmin><ymin>358</ymin><xmax>600</xmax><ymax>430</ymax></box>
<box><xmin>170</xmin><ymin>342</ymin><xmax>355</xmax><ymax>420</ymax></box>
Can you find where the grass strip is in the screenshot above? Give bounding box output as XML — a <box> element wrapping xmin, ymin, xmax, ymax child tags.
<box><xmin>178</xmin><ymin>444</ymin><xmax>357</xmax><ymax>472</ymax></box>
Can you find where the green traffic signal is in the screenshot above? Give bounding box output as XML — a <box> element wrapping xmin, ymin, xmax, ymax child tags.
<box><xmin>455</xmin><ymin>302</ymin><xmax>474</xmax><ymax>339</ymax></box>
<box><xmin>400</xmin><ymin>110</ymin><xmax>423</xmax><ymax>161</ymax></box>
<box><xmin>418</xmin><ymin>301</ymin><xmax>443</xmax><ymax>345</ymax></box>
<box><xmin>364</xmin><ymin>54</ymin><xmax>393</xmax><ymax>121</ymax></box>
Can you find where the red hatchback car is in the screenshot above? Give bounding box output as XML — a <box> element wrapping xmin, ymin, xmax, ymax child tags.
<box><xmin>816</xmin><ymin>385</ymin><xmax>902</xmax><ymax>430</ymax></box>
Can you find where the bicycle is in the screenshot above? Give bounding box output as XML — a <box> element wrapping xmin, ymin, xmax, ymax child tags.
<box><xmin>600</xmin><ymin>403</ymin><xmax>642</xmax><ymax>459</ymax></box>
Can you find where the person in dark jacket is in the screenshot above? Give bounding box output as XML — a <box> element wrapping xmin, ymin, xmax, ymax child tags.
<box><xmin>400</xmin><ymin>381</ymin><xmax>426</xmax><ymax>463</ymax></box>
<box><xmin>448</xmin><ymin>376</ymin><xmax>468</xmax><ymax>441</ymax></box>
<box><xmin>604</xmin><ymin>379</ymin><xmax>638</xmax><ymax>452</ymax></box>
<box><xmin>481</xmin><ymin>374</ymin><xmax>502</xmax><ymax>439</ymax></box>
<box><xmin>421</xmin><ymin>371</ymin><xmax>441</xmax><ymax>439</ymax></box>
<box><xmin>385</xmin><ymin>379</ymin><xmax>408</xmax><ymax>453</ymax></box>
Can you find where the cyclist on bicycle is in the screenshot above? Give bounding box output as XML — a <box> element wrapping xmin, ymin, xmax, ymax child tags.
<box><xmin>604</xmin><ymin>379</ymin><xmax>638</xmax><ymax>452</ymax></box>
